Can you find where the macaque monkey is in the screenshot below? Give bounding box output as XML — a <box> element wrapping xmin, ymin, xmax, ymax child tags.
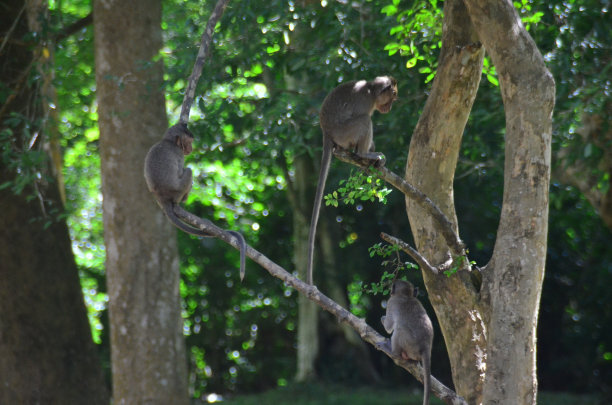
<box><xmin>144</xmin><ymin>123</ymin><xmax>246</xmax><ymax>280</ymax></box>
<box><xmin>381</xmin><ymin>280</ymin><xmax>433</xmax><ymax>405</ymax></box>
<box><xmin>307</xmin><ymin>76</ymin><xmax>398</xmax><ymax>284</ymax></box>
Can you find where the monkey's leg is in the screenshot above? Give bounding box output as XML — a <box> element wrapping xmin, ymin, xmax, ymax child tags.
<box><xmin>331</xmin><ymin>115</ymin><xmax>371</xmax><ymax>150</ymax></box>
<box><xmin>352</xmin><ymin>116</ymin><xmax>385</xmax><ymax>167</ymax></box>
<box><xmin>355</xmin><ymin>117</ymin><xmax>374</xmax><ymax>154</ymax></box>
<box><xmin>178</xmin><ymin>168</ymin><xmax>193</xmax><ymax>203</ymax></box>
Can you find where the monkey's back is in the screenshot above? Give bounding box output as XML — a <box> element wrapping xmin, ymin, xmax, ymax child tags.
<box><xmin>319</xmin><ymin>80</ymin><xmax>375</xmax><ymax>132</ymax></box>
<box><xmin>144</xmin><ymin>140</ymin><xmax>185</xmax><ymax>198</ymax></box>
<box><xmin>394</xmin><ymin>297</ymin><xmax>434</xmax><ymax>360</ymax></box>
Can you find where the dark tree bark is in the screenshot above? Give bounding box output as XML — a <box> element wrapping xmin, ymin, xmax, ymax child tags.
<box><xmin>94</xmin><ymin>0</ymin><xmax>189</xmax><ymax>403</ymax></box>
<box><xmin>0</xmin><ymin>1</ymin><xmax>109</xmax><ymax>403</ymax></box>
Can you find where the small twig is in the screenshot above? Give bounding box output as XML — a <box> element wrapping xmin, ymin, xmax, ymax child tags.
<box><xmin>381</xmin><ymin>232</ymin><xmax>438</xmax><ymax>275</ymax></box>
<box><xmin>56</xmin><ymin>13</ymin><xmax>93</xmax><ymax>42</ymax></box>
<box><xmin>0</xmin><ymin>56</ymin><xmax>37</xmax><ymax>121</ymax></box>
<box><xmin>179</xmin><ymin>0</ymin><xmax>230</xmax><ymax>125</ymax></box>
<box><xmin>172</xmin><ymin>205</ymin><xmax>466</xmax><ymax>405</ymax></box>
<box><xmin>0</xmin><ymin>5</ymin><xmax>25</xmax><ymax>55</ymax></box>
<box><xmin>333</xmin><ymin>149</ymin><xmax>466</xmax><ymax>259</ymax></box>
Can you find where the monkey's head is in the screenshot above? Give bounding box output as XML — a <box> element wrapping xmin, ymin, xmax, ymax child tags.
<box><xmin>391</xmin><ymin>279</ymin><xmax>414</xmax><ymax>297</ymax></box>
<box><xmin>372</xmin><ymin>76</ymin><xmax>398</xmax><ymax>114</ymax></box>
<box><xmin>166</xmin><ymin>123</ymin><xmax>194</xmax><ymax>155</ymax></box>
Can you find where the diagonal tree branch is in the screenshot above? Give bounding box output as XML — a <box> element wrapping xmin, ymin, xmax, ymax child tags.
<box><xmin>173</xmin><ymin>205</ymin><xmax>466</xmax><ymax>405</ymax></box>
<box><xmin>380</xmin><ymin>232</ymin><xmax>439</xmax><ymax>274</ymax></box>
<box><xmin>333</xmin><ymin>149</ymin><xmax>467</xmax><ymax>262</ymax></box>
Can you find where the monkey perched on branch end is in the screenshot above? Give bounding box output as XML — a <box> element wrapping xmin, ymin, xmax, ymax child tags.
<box><xmin>144</xmin><ymin>123</ymin><xmax>246</xmax><ymax>280</ymax></box>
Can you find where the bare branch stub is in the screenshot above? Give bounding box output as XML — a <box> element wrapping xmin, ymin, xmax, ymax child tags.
<box><xmin>381</xmin><ymin>232</ymin><xmax>439</xmax><ymax>275</ymax></box>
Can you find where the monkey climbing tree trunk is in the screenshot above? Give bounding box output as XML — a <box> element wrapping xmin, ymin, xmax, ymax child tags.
<box><xmin>94</xmin><ymin>0</ymin><xmax>189</xmax><ymax>403</ymax></box>
<box><xmin>405</xmin><ymin>0</ymin><xmax>554</xmax><ymax>403</ymax></box>
<box><xmin>0</xmin><ymin>1</ymin><xmax>109</xmax><ymax>403</ymax></box>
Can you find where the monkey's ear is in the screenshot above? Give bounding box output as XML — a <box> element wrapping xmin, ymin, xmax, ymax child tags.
<box><xmin>179</xmin><ymin>122</ymin><xmax>194</xmax><ymax>138</ymax></box>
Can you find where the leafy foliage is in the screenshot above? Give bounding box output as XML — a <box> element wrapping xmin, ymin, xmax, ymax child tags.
<box><xmin>324</xmin><ymin>170</ymin><xmax>392</xmax><ymax>208</ymax></box>
<box><xmin>34</xmin><ymin>0</ymin><xmax>611</xmax><ymax>399</ymax></box>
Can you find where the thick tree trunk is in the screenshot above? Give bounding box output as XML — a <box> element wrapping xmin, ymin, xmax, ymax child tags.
<box><xmin>94</xmin><ymin>0</ymin><xmax>189</xmax><ymax>403</ymax></box>
<box><xmin>463</xmin><ymin>1</ymin><xmax>555</xmax><ymax>403</ymax></box>
<box><xmin>0</xmin><ymin>1</ymin><xmax>109</xmax><ymax>403</ymax></box>
<box><xmin>405</xmin><ymin>0</ymin><xmax>485</xmax><ymax>402</ymax></box>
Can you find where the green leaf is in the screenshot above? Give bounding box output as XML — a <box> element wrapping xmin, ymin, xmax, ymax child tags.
<box><xmin>381</xmin><ymin>5</ymin><xmax>398</xmax><ymax>16</ymax></box>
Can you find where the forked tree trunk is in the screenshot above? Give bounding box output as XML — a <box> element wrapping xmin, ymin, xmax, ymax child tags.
<box><xmin>94</xmin><ymin>0</ymin><xmax>189</xmax><ymax>403</ymax></box>
<box><xmin>405</xmin><ymin>0</ymin><xmax>554</xmax><ymax>403</ymax></box>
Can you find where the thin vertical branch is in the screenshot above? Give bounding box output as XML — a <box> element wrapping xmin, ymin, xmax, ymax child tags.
<box><xmin>178</xmin><ymin>0</ymin><xmax>230</xmax><ymax>125</ymax></box>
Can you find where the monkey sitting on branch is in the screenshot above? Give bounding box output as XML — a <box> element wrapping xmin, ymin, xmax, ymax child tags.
<box><xmin>381</xmin><ymin>279</ymin><xmax>434</xmax><ymax>405</ymax></box>
<box><xmin>307</xmin><ymin>76</ymin><xmax>398</xmax><ymax>285</ymax></box>
<box><xmin>144</xmin><ymin>123</ymin><xmax>246</xmax><ymax>280</ymax></box>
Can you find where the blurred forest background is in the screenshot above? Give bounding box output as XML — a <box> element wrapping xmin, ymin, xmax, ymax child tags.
<box><xmin>1</xmin><ymin>0</ymin><xmax>610</xmax><ymax>403</ymax></box>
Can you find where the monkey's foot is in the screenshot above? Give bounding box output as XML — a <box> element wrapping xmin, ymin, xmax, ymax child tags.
<box><xmin>372</xmin><ymin>153</ymin><xmax>386</xmax><ymax>168</ymax></box>
<box><xmin>363</xmin><ymin>152</ymin><xmax>386</xmax><ymax>168</ymax></box>
<box><xmin>375</xmin><ymin>338</ymin><xmax>392</xmax><ymax>354</ymax></box>
<box><xmin>353</xmin><ymin>151</ymin><xmax>386</xmax><ymax>168</ymax></box>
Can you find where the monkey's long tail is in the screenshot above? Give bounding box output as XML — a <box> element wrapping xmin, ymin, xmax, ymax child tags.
<box><xmin>306</xmin><ymin>136</ymin><xmax>334</xmax><ymax>285</ymax></box>
<box><xmin>164</xmin><ymin>203</ymin><xmax>246</xmax><ymax>281</ymax></box>
<box><xmin>164</xmin><ymin>202</ymin><xmax>215</xmax><ymax>238</ymax></box>
<box><xmin>228</xmin><ymin>231</ymin><xmax>247</xmax><ymax>281</ymax></box>
<box><xmin>423</xmin><ymin>352</ymin><xmax>431</xmax><ymax>405</ymax></box>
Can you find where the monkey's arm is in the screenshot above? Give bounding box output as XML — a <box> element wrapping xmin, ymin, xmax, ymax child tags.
<box><xmin>381</xmin><ymin>314</ymin><xmax>394</xmax><ymax>334</ymax></box>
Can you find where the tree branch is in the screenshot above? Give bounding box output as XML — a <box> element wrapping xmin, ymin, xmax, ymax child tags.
<box><xmin>173</xmin><ymin>205</ymin><xmax>466</xmax><ymax>405</ymax></box>
<box><xmin>333</xmin><ymin>149</ymin><xmax>466</xmax><ymax>260</ymax></box>
<box><xmin>56</xmin><ymin>13</ymin><xmax>93</xmax><ymax>42</ymax></box>
<box><xmin>179</xmin><ymin>0</ymin><xmax>230</xmax><ymax>125</ymax></box>
<box><xmin>380</xmin><ymin>232</ymin><xmax>439</xmax><ymax>275</ymax></box>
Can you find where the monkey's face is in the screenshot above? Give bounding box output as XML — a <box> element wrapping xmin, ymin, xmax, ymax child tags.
<box><xmin>374</xmin><ymin>77</ymin><xmax>398</xmax><ymax>114</ymax></box>
<box><xmin>177</xmin><ymin>134</ymin><xmax>193</xmax><ymax>155</ymax></box>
